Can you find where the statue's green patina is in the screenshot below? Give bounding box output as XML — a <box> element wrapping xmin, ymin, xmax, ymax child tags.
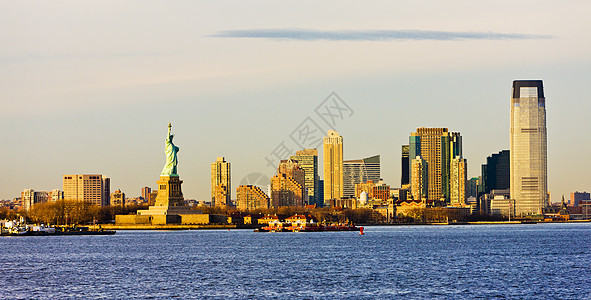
<box><xmin>161</xmin><ymin>123</ymin><xmax>180</xmax><ymax>176</ymax></box>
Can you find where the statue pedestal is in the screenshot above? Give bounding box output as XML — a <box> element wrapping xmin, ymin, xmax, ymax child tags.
<box><xmin>136</xmin><ymin>176</ymin><xmax>201</xmax><ymax>223</ymax></box>
<box><xmin>154</xmin><ymin>175</ymin><xmax>184</xmax><ymax>207</ymax></box>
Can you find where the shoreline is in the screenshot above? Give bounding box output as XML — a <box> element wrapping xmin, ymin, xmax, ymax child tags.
<box><xmin>91</xmin><ymin>220</ymin><xmax>590</xmax><ymax>231</ymax></box>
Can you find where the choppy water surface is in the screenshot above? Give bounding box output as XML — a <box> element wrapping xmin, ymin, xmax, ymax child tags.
<box><xmin>1</xmin><ymin>223</ymin><xmax>590</xmax><ymax>299</ymax></box>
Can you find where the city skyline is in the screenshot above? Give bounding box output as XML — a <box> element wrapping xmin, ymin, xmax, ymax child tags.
<box><xmin>1</xmin><ymin>1</ymin><xmax>591</xmax><ymax>202</ymax></box>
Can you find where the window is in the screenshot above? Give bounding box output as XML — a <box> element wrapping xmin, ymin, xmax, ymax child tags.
<box><xmin>520</xmin><ymin>87</ymin><xmax>538</xmax><ymax>98</ymax></box>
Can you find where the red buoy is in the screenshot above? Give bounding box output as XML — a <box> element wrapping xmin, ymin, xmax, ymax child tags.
<box><xmin>359</xmin><ymin>227</ymin><xmax>364</xmax><ymax>235</ymax></box>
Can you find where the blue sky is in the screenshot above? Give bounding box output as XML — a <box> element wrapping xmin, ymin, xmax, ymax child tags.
<box><xmin>1</xmin><ymin>1</ymin><xmax>590</xmax><ymax>202</ymax></box>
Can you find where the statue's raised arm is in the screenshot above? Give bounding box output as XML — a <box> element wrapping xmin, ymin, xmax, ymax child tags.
<box><xmin>161</xmin><ymin>123</ymin><xmax>180</xmax><ymax>176</ymax></box>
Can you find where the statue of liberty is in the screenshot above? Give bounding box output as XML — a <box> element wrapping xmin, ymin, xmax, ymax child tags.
<box><xmin>161</xmin><ymin>123</ymin><xmax>180</xmax><ymax>176</ymax></box>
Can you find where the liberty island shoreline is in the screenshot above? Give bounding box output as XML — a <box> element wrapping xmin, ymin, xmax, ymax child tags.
<box><xmin>89</xmin><ymin>219</ymin><xmax>590</xmax><ymax>231</ymax></box>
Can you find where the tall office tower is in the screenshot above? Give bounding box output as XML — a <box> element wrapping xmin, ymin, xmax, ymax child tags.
<box><xmin>102</xmin><ymin>176</ymin><xmax>110</xmax><ymax>207</ymax></box>
<box><xmin>410</xmin><ymin>156</ymin><xmax>428</xmax><ymax>201</ymax></box>
<box><xmin>342</xmin><ymin>155</ymin><xmax>381</xmax><ymax>198</ymax></box>
<box><xmin>323</xmin><ymin>130</ymin><xmax>343</xmax><ymax>205</ymax></box>
<box><xmin>409</xmin><ymin>128</ymin><xmax>462</xmax><ymax>203</ymax></box>
<box><xmin>510</xmin><ymin>80</ymin><xmax>548</xmax><ymax>216</ymax></box>
<box><xmin>481</xmin><ymin>150</ymin><xmax>510</xmax><ymax>195</ymax></box>
<box><xmin>401</xmin><ymin>145</ymin><xmax>410</xmax><ymax>187</ymax></box>
<box><xmin>110</xmin><ymin>189</ymin><xmax>126</xmax><ymax>207</ymax></box>
<box><xmin>237</xmin><ymin>185</ymin><xmax>270</xmax><ymax>210</ymax></box>
<box><xmin>211</xmin><ymin>157</ymin><xmax>231</xmax><ymax>207</ymax></box>
<box><xmin>441</xmin><ymin>132</ymin><xmax>462</xmax><ymax>201</ymax></box>
<box><xmin>466</xmin><ymin>177</ymin><xmax>480</xmax><ymax>198</ymax></box>
<box><xmin>290</xmin><ymin>149</ymin><xmax>319</xmax><ymax>206</ymax></box>
<box><xmin>63</xmin><ymin>174</ymin><xmax>110</xmax><ymax>207</ymax></box>
<box><xmin>450</xmin><ymin>157</ymin><xmax>467</xmax><ymax>205</ymax></box>
<box><xmin>317</xmin><ymin>180</ymin><xmax>324</xmax><ymax>206</ymax></box>
<box><xmin>21</xmin><ymin>189</ymin><xmax>49</xmax><ymax>211</ymax></box>
<box><xmin>141</xmin><ymin>186</ymin><xmax>152</xmax><ymax>201</ymax></box>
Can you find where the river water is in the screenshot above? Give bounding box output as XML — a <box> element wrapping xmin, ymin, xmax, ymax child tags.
<box><xmin>1</xmin><ymin>223</ymin><xmax>590</xmax><ymax>299</ymax></box>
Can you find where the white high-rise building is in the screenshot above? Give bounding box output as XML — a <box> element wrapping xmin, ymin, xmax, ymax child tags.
<box><xmin>510</xmin><ymin>80</ymin><xmax>548</xmax><ymax>216</ymax></box>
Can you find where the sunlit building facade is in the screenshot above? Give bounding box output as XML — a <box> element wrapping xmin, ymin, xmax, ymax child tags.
<box><xmin>323</xmin><ymin>130</ymin><xmax>343</xmax><ymax>205</ymax></box>
<box><xmin>510</xmin><ymin>80</ymin><xmax>548</xmax><ymax>216</ymax></box>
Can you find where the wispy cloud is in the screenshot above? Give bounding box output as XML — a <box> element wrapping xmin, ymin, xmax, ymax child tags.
<box><xmin>210</xmin><ymin>29</ymin><xmax>553</xmax><ymax>41</ymax></box>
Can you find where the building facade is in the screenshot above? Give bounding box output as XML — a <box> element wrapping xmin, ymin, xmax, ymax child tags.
<box><xmin>482</xmin><ymin>150</ymin><xmax>510</xmax><ymax>195</ymax></box>
<box><xmin>110</xmin><ymin>189</ymin><xmax>126</xmax><ymax>207</ymax></box>
<box><xmin>63</xmin><ymin>174</ymin><xmax>110</xmax><ymax>206</ymax></box>
<box><xmin>270</xmin><ymin>173</ymin><xmax>305</xmax><ymax>208</ymax></box>
<box><xmin>237</xmin><ymin>185</ymin><xmax>270</xmax><ymax>210</ymax></box>
<box><xmin>450</xmin><ymin>157</ymin><xmax>467</xmax><ymax>206</ymax></box>
<box><xmin>211</xmin><ymin>157</ymin><xmax>231</xmax><ymax>207</ymax></box>
<box><xmin>570</xmin><ymin>191</ymin><xmax>590</xmax><ymax>207</ymax></box>
<box><xmin>343</xmin><ymin>155</ymin><xmax>381</xmax><ymax>199</ymax></box>
<box><xmin>409</xmin><ymin>128</ymin><xmax>462</xmax><ymax>203</ymax></box>
<box><xmin>401</xmin><ymin>145</ymin><xmax>409</xmax><ymax>187</ymax></box>
<box><xmin>21</xmin><ymin>189</ymin><xmax>49</xmax><ymax>211</ymax></box>
<box><xmin>323</xmin><ymin>130</ymin><xmax>343</xmax><ymax>205</ymax></box>
<box><xmin>510</xmin><ymin>80</ymin><xmax>548</xmax><ymax>216</ymax></box>
<box><xmin>290</xmin><ymin>149</ymin><xmax>319</xmax><ymax>206</ymax></box>
<box><xmin>410</xmin><ymin>156</ymin><xmax>428</xmax><ymax>202</ymax></box>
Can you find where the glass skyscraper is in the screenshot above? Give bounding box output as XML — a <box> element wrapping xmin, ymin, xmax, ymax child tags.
<box><xmin>510</xmin><ymin>80</ymin><xmax>548</xmax><ymax>216</ymax></box>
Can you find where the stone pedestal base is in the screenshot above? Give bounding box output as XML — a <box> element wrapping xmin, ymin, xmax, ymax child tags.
<box><xmin>154</xmin><ymin>175</ymin><xmax>185</xmax><ymax>207</ymax></box>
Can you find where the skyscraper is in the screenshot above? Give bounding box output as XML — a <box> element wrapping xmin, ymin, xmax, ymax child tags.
<box><xmin>63</xmin><ymin>174</ymin><xmax>110</xmax><ymax>207</ymax></box>
<box><xmin>510</xmin><ymin>80</ymin><xmax>548</xmax><ymax>216</ymax></box>
<box><xmin>323</xmin><ymin>130</ymin><xmax>343</xmax><ymax>205</ymax></box>
<box><xmin>409</xmin><ymin>128</ymin><xmax>462</xmax><ymax>203</ymax></box>
<box><xmin>290</xmin><ymin>149</ymin><xmax>319</xmax><ymax>206</ymax></box>
<box><xmin>410</xmin><ymin>156</ymin><xmax>428</xmax><ymax>201</ymax></box>
<box><xmin>401</xmin><ymin>145</ymin><xmax>409</xmax><ymax>187</ymax></box>
<box><xmin>342</xmin><ymin>155</ymin><xmax>381</xmax><ymax>198</ymax></box>
<box><xmin>481</xmin><ymin>150</ymin><xmax>510</xmax><ymax>195</ymax></box>
<box><xmin>211</xmin><ymin>157</ymin><xmax>231</xmax><ymax>207</ymax></box>
<box><xmin>450</xmin><ymin>157</ymin><xmax>467</xmax><ymax>206</ymax></box>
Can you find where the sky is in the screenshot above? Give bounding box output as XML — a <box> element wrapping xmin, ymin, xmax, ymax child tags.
<box><xmin>1</xmin><ymin>1</ymin><xmax>590</xmax><ymax>202</ymax></box>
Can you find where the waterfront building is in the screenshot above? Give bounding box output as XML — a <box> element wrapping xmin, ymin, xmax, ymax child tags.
<box><xmin>570</xmin><ymin>191</ymin><xmax>590</xmax><ymax>207</ymax></box>
<box><xmin>237</xmin><ymin>185</ymin><xmax>270</xmax><ymax>210</ymax></box>
<box><xmin>270</xmin><ymin>173</ymin><xmax>305</xmax><ymax>208</ymax></box>
<box><xmin>343</xmin><ymin>155</ymin><xmax>380</xmax><ymax>199</ymax></box>
<box><xmin>401</xmin><ymin>145</ymin><xmax>409</xmax><ymax>187</ymax></box>
<box><xmin>278</xmin><ymin>159</ymin><xmax>306</xmax><ymax>192</ymax></box>
<box><xmin>510</xmin><ymin>80</ymin><xmax>548</xmax><ymax>216</ymax></box>
<box><xmin>211</xmin><ymin>157</ymin><xmax>231</xmax><ymax>207</ymax></box>
<box><xmin>270</xmin><ymin>159</ymin><xmax>306</xmax><ymax>208</ymax></box>
<box><xmin>410</xmin><ymin>156</ymin><xmax>428</xmax><ymax>202</ymax></box>
<box><xmin>110</xmin><ymin>189</ymin><xmax>126</xmax><ymax>207</ymax></box>
<box><xmin>323</xmin><ymin>130</ymin><xmax>343</xmax><ymax>205</ymax></box>
<box><xmin>450</xmin><ymin>157</ymin><xmax>467</xmax><ymax>206</ymax></box>
<box><xmin>482</xmin><ymin>150</ymin><xmax>510</xmax><ymax>195</ymax></box>
<box><xmin>409</xmin><ymin>128</ymin><xmax>462</xmax><ymax>203</ymax></box>
<box><xmin>63</xmin><ymin>174</ymin><xmax>110</xmax><ymax>206</ymax></box>
<box><xmin>21</xmin><ymin>189</ymin><xmax>48</xmax><ymax>211</ymax></box>
<box><xmin>290</xmin><ymin>149</ymin><xmax>319</xmax><ymax>206</ymax></box>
